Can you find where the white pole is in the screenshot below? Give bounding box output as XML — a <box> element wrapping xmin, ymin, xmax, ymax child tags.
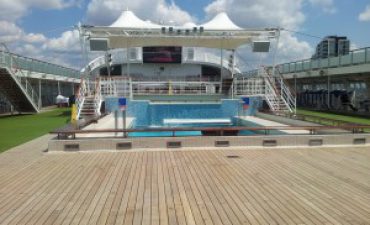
<box><xmin>231</xmin><ymin>49</ymin><xmax>236</xmax><ymax>99</ymax></box>
<box><xmin>272</xmin><ymin>28</ymin><xmax>281</xmax><ymax>77</ymax></box>
<box><xmin>38</xmin><ymin>79</ymin><xmax>42</xmax><ymax>108</ymax></box>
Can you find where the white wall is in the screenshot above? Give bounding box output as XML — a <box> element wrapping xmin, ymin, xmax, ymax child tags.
<box><xmin>121</xmin><ymin>63</ymin><xmax>202</xmax><ymax>80</ymax></box>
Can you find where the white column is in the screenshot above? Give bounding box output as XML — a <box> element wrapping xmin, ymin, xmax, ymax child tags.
<box><xmin>38</xmin><ymin>79</ymin><xmax>42</xmax><ymax>108</ymax></box>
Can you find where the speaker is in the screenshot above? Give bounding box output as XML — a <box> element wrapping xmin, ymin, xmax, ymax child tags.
<box><xmin>252</xmin><ymin>41</ymin><xmax>270</xmax><ymax>52</ymax></box>
<box><xmin>90</xmin><ymin>39</ymin><xmax>108</xmax><ymax>51</ymax></box>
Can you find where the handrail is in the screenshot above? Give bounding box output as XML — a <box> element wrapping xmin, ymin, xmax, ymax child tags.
<box><xmin>1</xmin><ymin>43</ymin><xmax>40</xmax><ymax>111</ymax></box>
<box><xmin>0</xmin><ymin>48</ymin><xmax>80</xmax><ymax>78</ymax></box>
<box><xmin>279</xmin><ymin>47</ymin><xmax>370</xmax><ymax>74</ymax></box>
<box><xmin>51</xmin><ymin>124</ymin><xmax>370</xmax><ymax>139</ymax></box>
<box><xmin>75</xmin><ymin>78</ymin><xmax>86</xmax><ymax>119</ymax></box>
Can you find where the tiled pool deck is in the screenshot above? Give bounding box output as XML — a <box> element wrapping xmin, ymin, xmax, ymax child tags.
<box><xmin>1</xmin><ymin>134</ymin><xmax>370</xmax><ymax>224</ymax></box>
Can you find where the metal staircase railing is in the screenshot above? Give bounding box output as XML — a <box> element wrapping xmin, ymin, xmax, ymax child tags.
<box><xmin>0</xmin><ymin>44</ymin><xmax>40</xmax><ymax>112</ymax></box>
<box><xmin>94</xmin><ymin>78</ymin><xmax>102</xmax><ymax>116</ymax></box>
<box><xmin>233</xmin><ymin>67</ymin><xmax>296</xmax><ymax>114</ymax></box>
<box><xmin>261</xmin><ymin>67</ymin><xmax>296</xmax><ymax>113</ymax></box>
<box><xmin>75</xmin><ymin>78</ymin><xmax>86</xmax><ymax>119</ymax></box>
<box><xmin>76</xmin><ymin>77</ymin><xmax>104</xmax><ymax>119</ymax></box>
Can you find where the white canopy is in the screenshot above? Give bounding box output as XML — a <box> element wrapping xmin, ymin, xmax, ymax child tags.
<box><xmin>110</xmin><ymin>10</ymin><xmax>161</xmax><ymax>29</ymax></box>
<box><xmin>200</xmin><ymin>12</ymin><xmax>242</xmax><ymax>30</ymax></box>
<box><xmin>82</xmin><ymin>10</ymin><xmax>277</xmax><ymax>50</ymax></box>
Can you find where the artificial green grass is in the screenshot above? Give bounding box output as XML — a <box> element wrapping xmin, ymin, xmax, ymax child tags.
<box><xmin>0</xmin><ymin>108</ymin><xmax>70</xmax><ymax>153</ymax></box>
<box><xmin>297</xmin><ymin>109</ymin><xmax>370</xmax><ymax>125</ymax></box>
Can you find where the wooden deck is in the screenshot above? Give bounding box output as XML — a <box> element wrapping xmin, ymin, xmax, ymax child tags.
<box><xmin>1</xmin><ymin>139</ymin><xmax>370</xmax><ymax>224</ymax></box>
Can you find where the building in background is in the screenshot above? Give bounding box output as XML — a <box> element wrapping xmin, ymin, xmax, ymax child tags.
<box><xmin>312</xmin><ymin>35</ymin><xmax>350</xmax><ymax>59</ymax></box>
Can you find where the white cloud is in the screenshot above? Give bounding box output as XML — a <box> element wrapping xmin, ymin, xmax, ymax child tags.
<box><xmin>308</xmin><ymin>0</ymin><xmax>336</xmax><ymax>14</ymax></box>
<box><xmin>0</xmin><ymin>0</ymin><xmax>81</xmax><ymax>21</ymax></box>
<box><xmin>205</xmin><ymin>0</ymin><xmax>305</xmax><ymax>29</ymax></box>
<box><xmin>359</xmin><ymin>5</ymin><xmax>370</xmax><ymax>21</ymax></box>
<box><xmin>0</xmin><ymin>20</ymin><xmax>46</xmax><ymax>44</ymax></box>
<box><xmin>204</xmin><ymin>0</ymin><xmax>313</xmax><ymax>63</ymax></box>
<box><xmin>0</xmin><ymin>20</ymin><xmax>23</xmax><ymax>43</ymax></box>
<box><xmin>42</xmin><ymin>30</ymin><xmax>80</xmax><ymax>53</ymax></box>
<box><xmin>86</xmin><ymin>0</ymin><xmax>194</xmax><ymax>26</ymax></box>
<box><xmin>23</xmin><ymin>33</ymin><xmax>47</xmax><ymax>43</ymax></box>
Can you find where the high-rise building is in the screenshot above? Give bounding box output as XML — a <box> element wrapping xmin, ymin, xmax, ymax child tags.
<box><xmin>312</xmin><ymin>36</ymin><xmax>350</xmax><ymax>59</ymax></box>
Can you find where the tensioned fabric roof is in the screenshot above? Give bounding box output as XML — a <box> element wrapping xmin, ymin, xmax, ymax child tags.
<box><xmin>81</xmin><ymin>10</ymin><xmax>277</xmax><ymax>49</ymax></box>
<box><xmin>200</xmin><ymin>12</ymin><xmax>242</xmax><ymax>30</ymax></box>
<box><xmin>110</xmin><ymin>10</ymin><xmax>161</xmax><ymax>29</ymax></box>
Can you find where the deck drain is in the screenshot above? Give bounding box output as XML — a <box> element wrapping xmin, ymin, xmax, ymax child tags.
<box><xmin>226</xmin><ymin>155</ymin><xmax>240</xmax><ymax>159</ymax></box>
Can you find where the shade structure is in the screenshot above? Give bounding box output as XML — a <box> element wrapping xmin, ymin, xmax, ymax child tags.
<box><xmin>200</xmin><ymin>12</ymin><xmax>242</xmax><ymax>30</ymax></box>
<box><xmin>107</xmin><ymin>35</ymin><xmax>253</xmax><ymax>49</ymax></box>
<box><xmin>81</xmin><ymin>10</ymin><xmax>278</xmax><ymax>50</ymax></box>
<box><xmin>110</xmin><ymin>10</ymin><xmax>161</xmax><ymax>29</ymax></box>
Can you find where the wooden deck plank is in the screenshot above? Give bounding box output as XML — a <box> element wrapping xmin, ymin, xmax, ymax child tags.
<box><xmin>96</xmin><ymin>152</ymin><xmax>133</xmax><ymax>225</ymax></box>
<box><xmin>19</xmin><ymin>154</ymin><xmax>97</xmax><ymax>225</ymax></box>
<box><xmin>42</xmin><ymin>154</ymin><xmax>103</xmax><ymax>225</ymax></box>
<box><xmin>0</xmin><ymin>155</ymin><xmax>82</xmax><ymax>225</ymax></box>
<box><xmin>113</xmin><ymin>152</ymin><xmax>141</xmax><ymax>225</ymax></box>
<box><xmin>62</xmin><ymin>153</ymin><xmax>114</xmax><ymax>225</ymax></box>
<box><xmin>1</xmin><ymin>146</ymin><xmax>370</xmax><ymax>225</ymax></box>
<box><xmin>209</xmin><ymin>150</ymin><xmax>328</xmax><ymax>225</ymax></box>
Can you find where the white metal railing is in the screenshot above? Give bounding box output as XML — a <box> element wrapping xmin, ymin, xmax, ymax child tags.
<box><xmin>98</xmin><ymin>77</ymin><xmax>223</xmax><ymax>97</ymax></box>
<box><xmin>263</xmin><ymin>77</ymin><xmax>281</xmax><ymax>111</ymax></box>
<box><xmin>280</xmin><ymin>47</ymin><xmax>370</xmax><ymax>74</ymax></box>
<box><xmin>0</xmin><ymin>48</ymin><xmax>80</xmax><ymax>78</ymax></box>
<box><xmin>75</xmin><ymin>78</ymin><xmax>86</xmax><ymax>119</ymax></box>
<box><xmin>0</xmin><ymin>44</ymin><xmax>40</xmax><ymax>111</ymax></box>
<box><xmin>132</xmin><ymin>81</ymin><xmax>222</xmax><ymax>95</ymax></box>
<box><xmin>234</xmin><ymin>67</ymin><xmax>296</xmax><ymax>113</ymax></box>
<box><xmin>279</xmin><ymin>77</ymin><xmax>296</xmax><ymax>113</ymax></box>
<box><xmin>234</xmin><ymin>78</ymin><xmax>265</xmax><ymax>96</ymax></box>
<box><xmin>100</xmin><ymin>77</ymin><xmax>132</xmax><ymax>97</ymax></box>
<box><xmin>94</xmin><ymin>78</ymin><xmax>103</xmax><ymax>116</ymax></box>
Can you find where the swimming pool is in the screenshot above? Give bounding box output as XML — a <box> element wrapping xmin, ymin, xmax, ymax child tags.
<box><xmin>128</xmin><ymin>119</ymin><xmax>256</xmax><ymax>137</ymax></box>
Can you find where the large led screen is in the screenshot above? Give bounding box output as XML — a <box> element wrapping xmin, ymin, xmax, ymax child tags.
<box><xmin>143</xmin><ymin>46</ymin><xmax>182</xmax><ymax>63</ymax></box>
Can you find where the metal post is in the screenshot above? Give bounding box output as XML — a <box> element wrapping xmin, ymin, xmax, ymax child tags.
<box><xmin>129</xmin><ymin>77</ymin><xmax>133</xmax><ymax>99</ymax></box>
<box><xmin>122</xmin><ymin>110</ymin><xmax>127</xmax><ymax>137</ymax></box>
<box><xmin>105</xmin><ymin>51</ymin><xmax>111</xmax><ymax>77</ymax></box>
<box><xmin>327</xmin><ymin>75</ymin><xmax>330</xmax><ymax>109</ymax></box>
<box><xmin>114</xmin><ymin>110</ymin><xmax>118</xmax><ymax>136</ymax></box>
<box><xmin>231</xmin><ymin>49</ymin><xmax>236</xmax><ymax>99</ymax></box>
<box><xmin>220</xmin><ymin>48</ymin><xmax>223</xmax><ymax>92</ymax></box>
<box><xmin>294</xmin><ymin>75</ymin><xmax>297</xmax><ymax>115</ymax></box>
<box><xmin>39</xmin><ymin>79</ymin><xmax>42</xmax><ymax>108</ymax></box>
<box><xmin>272</xmin><ymin>28</ymin><xmax>281</xmax><ymax>77</ymax></box>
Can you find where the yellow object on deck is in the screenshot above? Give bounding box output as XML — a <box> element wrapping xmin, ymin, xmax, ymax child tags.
<box><xmin>71</xmin><ymin>104</ymin><xmax>77</xmax><ymax>125</ymax></box>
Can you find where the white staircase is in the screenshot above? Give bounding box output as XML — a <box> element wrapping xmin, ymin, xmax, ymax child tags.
<box><xmin>76</xmin><ymin>78</ymin><xmax>102</xmax><ymax>120</ymax></box>
<box><xmin>234</xmin><ymin>67</ymin><xmax>296</xmax><ymax>114</ymax></box>
<box><xmin>0</xmin><ymin>45</ymin><xmax>40</xmax><ymax>113</ymax></box>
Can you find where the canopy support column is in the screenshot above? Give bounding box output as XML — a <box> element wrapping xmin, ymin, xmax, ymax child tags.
<box><xmin>231</xmin><ymin>49</ymin><xmax>236</xmax><ymax>99</ymax></box>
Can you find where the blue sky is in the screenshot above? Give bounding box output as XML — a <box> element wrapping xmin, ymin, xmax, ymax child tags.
<box><xmin>1</xmin><ymin>0</ymin><xmax>370</xmax><ymax>68</ymax></box>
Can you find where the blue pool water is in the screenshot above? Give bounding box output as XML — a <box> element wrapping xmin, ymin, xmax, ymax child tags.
<box><xmin>128</xmin><ymin>121</ymin><xmax>256</xmax><ymax>137</ymax></box>
<box><xmin>106</xmin><ymin>98</ymin><xmax>266</xmax><ymax>137</ymax></box>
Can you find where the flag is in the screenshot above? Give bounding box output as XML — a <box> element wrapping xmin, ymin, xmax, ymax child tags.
<box><xmin>242</xmin><ymin>97</ymin><xmax>250</xmax><ymax>110</ymax></box>
<box><xmin>118</xmin><ymin>98</ymin><xmax>127</xmax><ymax>111</ymax></box>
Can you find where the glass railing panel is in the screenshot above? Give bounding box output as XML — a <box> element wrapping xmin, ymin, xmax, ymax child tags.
<box><xmin>303</xmin><ymin>60</ymin><xmax>310</xmax><ymax>70</ymax></box>
<box><xmin>329</xmin><ymin>57</ymin><xmax>339</xmax><ymax>67</ymax></box>
<box><xmin>366</xmin><ymin>48</ymin><xmax>370</xmax><ymax>62</ymax></box>
<box><xmin>296</xmin><ymin>62</ymin><xmax>303</xmax><ymax>71</ymax></box>
<box><xmin>289</xmin><ymin>63</ymin><xmax>296</xmax><ymax>72</ymax></box>
<box><xmin>320</xmin><ymin>58</ymin><xmax>329</xmax><ymax>68</ymax></box>
<box><xmin>340</xmin><ymin>54</ymin><xmax>351</xmax><ymax>65</ymax></box>
<box><xmin>282</xmin><ymin>64</ymin><xmax>290</xmax><ymax>73</ymax></box>
<box><xmin>311</xmin><ymin>60</ymin><xmax>319</xmax><ymax>69</ymax></box>
<box><xmin>352</xmin><ymin>50</ymin><xmax>366</xmax><ymax>64</ymax></box>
